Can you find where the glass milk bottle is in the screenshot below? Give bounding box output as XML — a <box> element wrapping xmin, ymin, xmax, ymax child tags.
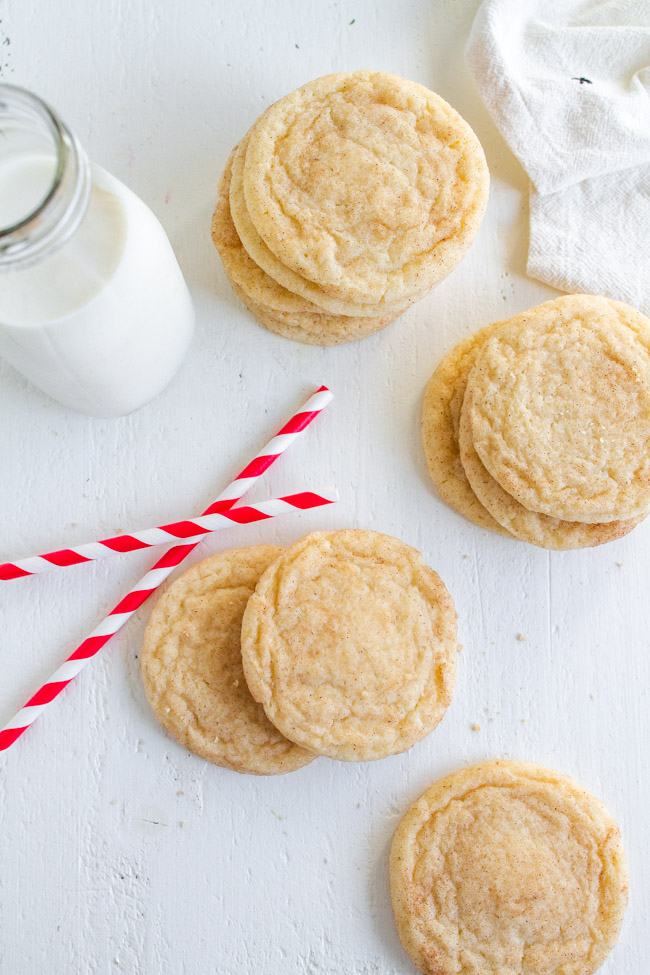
<box><xmin>0</xmin><ymin>84</ymin><xmax>194</xmax><ymax>416</ymax></box>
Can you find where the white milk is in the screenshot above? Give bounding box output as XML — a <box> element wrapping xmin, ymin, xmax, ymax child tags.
<box><xmin>0</xmin><ymin>153</ymin><xmax>58</xmax><ymax>230</ymax></box>
<box><xmin>0</xmin><ymin>155</ymin><xmax>194</xmax><ymax>416</ymax></box>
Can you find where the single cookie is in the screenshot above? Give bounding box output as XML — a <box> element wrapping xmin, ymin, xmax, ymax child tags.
<box><xmin>390</xmin><ymin>760</ymin><xmax>628</xmax><ymax>975</ymax></box>
<box><xmin>141</xmin><ymin>546</ymin><xmax>315</xmax><ymax>776</ymax></box>
<box><xmin>230</xmin><ymin>134</ymin><xmax>410</xmax><ymax>318</ymax></box>
<box><xmin>243</xmin><ymin>71</ymin><xmax>489</xmax><ymax>306</ymax></box>
<box><xmin>240</xmin><ymin>530</ymin><xmax>457</xmax><ymax>762</ymax></box>
<box><xmin>465</xmin><ymin>295</ymin><xmax>650</xmax><ymax>523</ymax></box>
<box><xmin>228</xmin><ymin>277</ymin><xmax>398</xmax><ymax>346</ymax></box>
<box><xmin>458</xmin><ymin>400</ymin><xmax>643</xmax><ymax>548</ymax></box>
<box><xmin>421</xmin><ymin>322</ymin><xmax>510</xmax><ymax>535</ymax></box>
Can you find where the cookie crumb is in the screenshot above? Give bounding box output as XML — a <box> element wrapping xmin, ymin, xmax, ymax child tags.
<box><xmin>177</xmin><ymin>790</ymin><xmax>184</xmax><ymax>796</ymax></box>
<box><xmin>516</xmin><ymin>633</ymin><xmax>527</xmax><ymax>642</ymax></box>
<box><xmin>457</xmin><ymin>643</ymin><xmax>463</xmax><ymax>653</ymax></box>
<box><xmin>616</xmin><ymin>562</ymin><xmax>623</xmax><ymax>568</ymax></box>
<box><xmin>471</xmin><ymin>723</ymin><xmax>481</xmax><ymax>732</ymax></box>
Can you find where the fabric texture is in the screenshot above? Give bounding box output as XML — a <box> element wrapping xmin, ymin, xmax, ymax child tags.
<box><xmin>467</xmin><ymin>0</ymin><xmax>650</xmax><ymax>312</ymax></box>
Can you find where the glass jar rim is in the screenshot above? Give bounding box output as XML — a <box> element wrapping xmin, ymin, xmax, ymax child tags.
<box><xmin>0</xmin><ymin>83</ymin><xmax>69</xmax><ymax>237</ymax></box>
<box><xmin>0</xmin><ymin>83</ymin><xmax>91</xmax><ymax>270</ymax></box>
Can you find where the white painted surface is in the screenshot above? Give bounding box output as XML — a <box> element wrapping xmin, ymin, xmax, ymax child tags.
<box><xmin>0</xmin><ymin>1</ymin><xmax>647</xmax><ymax>972</ymax></box>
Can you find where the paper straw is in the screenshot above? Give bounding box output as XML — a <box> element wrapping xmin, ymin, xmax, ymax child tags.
<box><xmin>0</xmin><ymin>385</ymin><xmax>333</xmax><ymax>752</ymax></box>
<box><xmin>0</xmin><ymin>487</ymin><xmax>337</xmax><ymax>580</ymax></box>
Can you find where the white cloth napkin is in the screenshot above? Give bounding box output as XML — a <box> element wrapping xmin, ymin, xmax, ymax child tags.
<box><xmin>466</xmin><ymin>0</ymin><xmax>650</xmax><ymax>313</ymax></box>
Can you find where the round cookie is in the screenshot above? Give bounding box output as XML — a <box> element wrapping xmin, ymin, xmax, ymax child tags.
<box><xmin>390</xmin><ymin>760</ymin><xmax>628</xmax><ymax>975</ymax></box>
<box><xmin>243</xmin><ymin>71</ymin><xmax>489</xmax><ymax>306</ymax></box>
<box><xmin>465</xmin><ymin>295</ymin><xmax>650</xmax><ymax>524</ymax></box>
<box><xmin>141</xmin><ymin>546</ymin><xmax>315</xmax><ymax>775</ymax></box>
<box><xmin>228</xmin><ymin>277</ymin><xmax>397</xmax><ymax>346</ymax></box>
<box><xmin>240</xmin><ymin>530</ymin><xmax>457</xmax><ymax>762</ymax></box>
<box><xmin>230</xmin><ymin>134</ymin><xmax>410</xmax><ymax>319</ymax></box>
<box><xmin>421</xmin><ymin>322</ymin><xmax>510</xmax><ymax>535</ymax></box>
<box><xmin>458</xmin><ymin>401</ymin><xmax>643</xmax><ymax>549</ymax></box>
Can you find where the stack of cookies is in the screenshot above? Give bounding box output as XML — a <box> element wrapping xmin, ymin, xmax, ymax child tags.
<box><xmin>141</xmin><ymin>529</ymin><xmax>457</xmax><ymax>774</ymax></box>
<box><xmin>211</xmin><ymin>70</ymin><xmax>489</xmax><ymax>346</ymax></box>
<box><xmin>422</xmin><ymin>294</ymin><xmax>650</xmax><ymax>549</ymax></box>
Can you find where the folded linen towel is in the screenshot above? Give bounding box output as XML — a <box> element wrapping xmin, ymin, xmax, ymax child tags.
<box><xmin>466</xmin><ymin>0</ymin><xmax>650</xmax><ymax>313</ymax></box>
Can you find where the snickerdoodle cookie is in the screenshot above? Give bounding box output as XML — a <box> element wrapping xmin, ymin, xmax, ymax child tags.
<box><xmin>458</xmin><ymin>400</ymin><xmax>642</xmax><ymax>549</ymax></box>
<box><xmin>211</xmin><ymin>147</ymin><xmax>327</xmax><ymax>316</ymax></box>
<box><xmin>229</xmin><ymin>134</ymin><xmax>409</xmax><ymax>319</ymax></box>
<box><xmin>229</xmin><ymin>279</ymin><xmax>397</xmax><ymax>346</ymax></box>
<box><xmin>242</xmin><ymin>71</ymin><xmax>489</xmax><ymax>307</ymax></box>
<box><xmin>240</xmin><ymin>530</ymin><xmax>457</xmax><ymax>762</ymax></box>
<box><xmin>141</xmin><ymin>547</ymin><xmax>314</xmax><ymax>775</ymax></box>
<box><xmin>212</xmin><ymin>150</ymin><xmax>397</xmax><ymax>343</ymax></box>
<box><xmin>421</xmin><ymin>322</ymin><xmax>509</xmax><ymax>535</ymax></box>
<box><xmin>390</xmin><ymin>760</ymin><xmax>628</xmax><ymax>975</ymax></box>
<box><xmin>465</xmin><ymin>295</ymin><xmax>650</xmax><ymax>524</ymax></box>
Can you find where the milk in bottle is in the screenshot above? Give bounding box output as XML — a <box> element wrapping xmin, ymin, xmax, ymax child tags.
<box><xmin>0</xmin><ymin>85</ymin><xmax>194</xmax><ymax>416</ymax></box>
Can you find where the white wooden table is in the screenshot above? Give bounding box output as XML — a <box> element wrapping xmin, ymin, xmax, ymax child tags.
<box><xmin>1</xmin><ymin>1</ymin><xmax>648</xmax><ymax>972</ymax></box>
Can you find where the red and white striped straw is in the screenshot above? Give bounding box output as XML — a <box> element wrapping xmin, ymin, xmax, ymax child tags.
<box><xmin>0</xmin><ymin>487</ymin><xmax>337</xmax><ymax>580</ymax></box>
<box><xmin>0</xmin><ymin>385</ymin><xmax>333</xmax><ymax>752</ymax></box>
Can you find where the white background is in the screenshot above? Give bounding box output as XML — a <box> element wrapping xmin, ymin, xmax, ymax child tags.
<box><xmin>1</xmin><ymin>1</ymin><xmax>648</xmax><ymax>972</ymax></box>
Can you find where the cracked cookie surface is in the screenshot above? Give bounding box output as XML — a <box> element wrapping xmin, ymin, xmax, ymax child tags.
<box><xmin>213</xmin><ymin>147</ymin><xmax>397</xmax><ymax>343</ymax></box>
<box><xmin>212</xmin><ymin>146</ymin><xmax>328</xmax><ymax>316</ymax></box>
<box><xmin>422</xmin><ymin>310</ymin><xmax>642</xmax><ymax>547</ymax></box>
<box><xmin>240</xmin><ymin>530</ymin><xmax>457</xmax><ymax>762</ymax></box>
<box><xmin>230</xmin><ymin>133</ymin><xmax>409</xmax><ymax>318</ymax></box>
<box><xmin>242</xmin><ymin>71</ymin><xmax>489</xmax><ymax>307</ymax></box>
<box><xmin>458</xmin><ymin>394</ymin><xmax>642</xmax><ymax>548</ymax></box>
<box><xmin>465</xmin><ymin>295</ymin><xmax>650</xmax><ymax>524</ymax></box>
<box><xmin>141</xmin><ymin>546</ymin><xmax>314</xmax><ymax>775</ymax></box>
<box><xmin>390</xmin><ymin>760</ymin><xmax>628</xmax><ymax>975</ymax></box>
